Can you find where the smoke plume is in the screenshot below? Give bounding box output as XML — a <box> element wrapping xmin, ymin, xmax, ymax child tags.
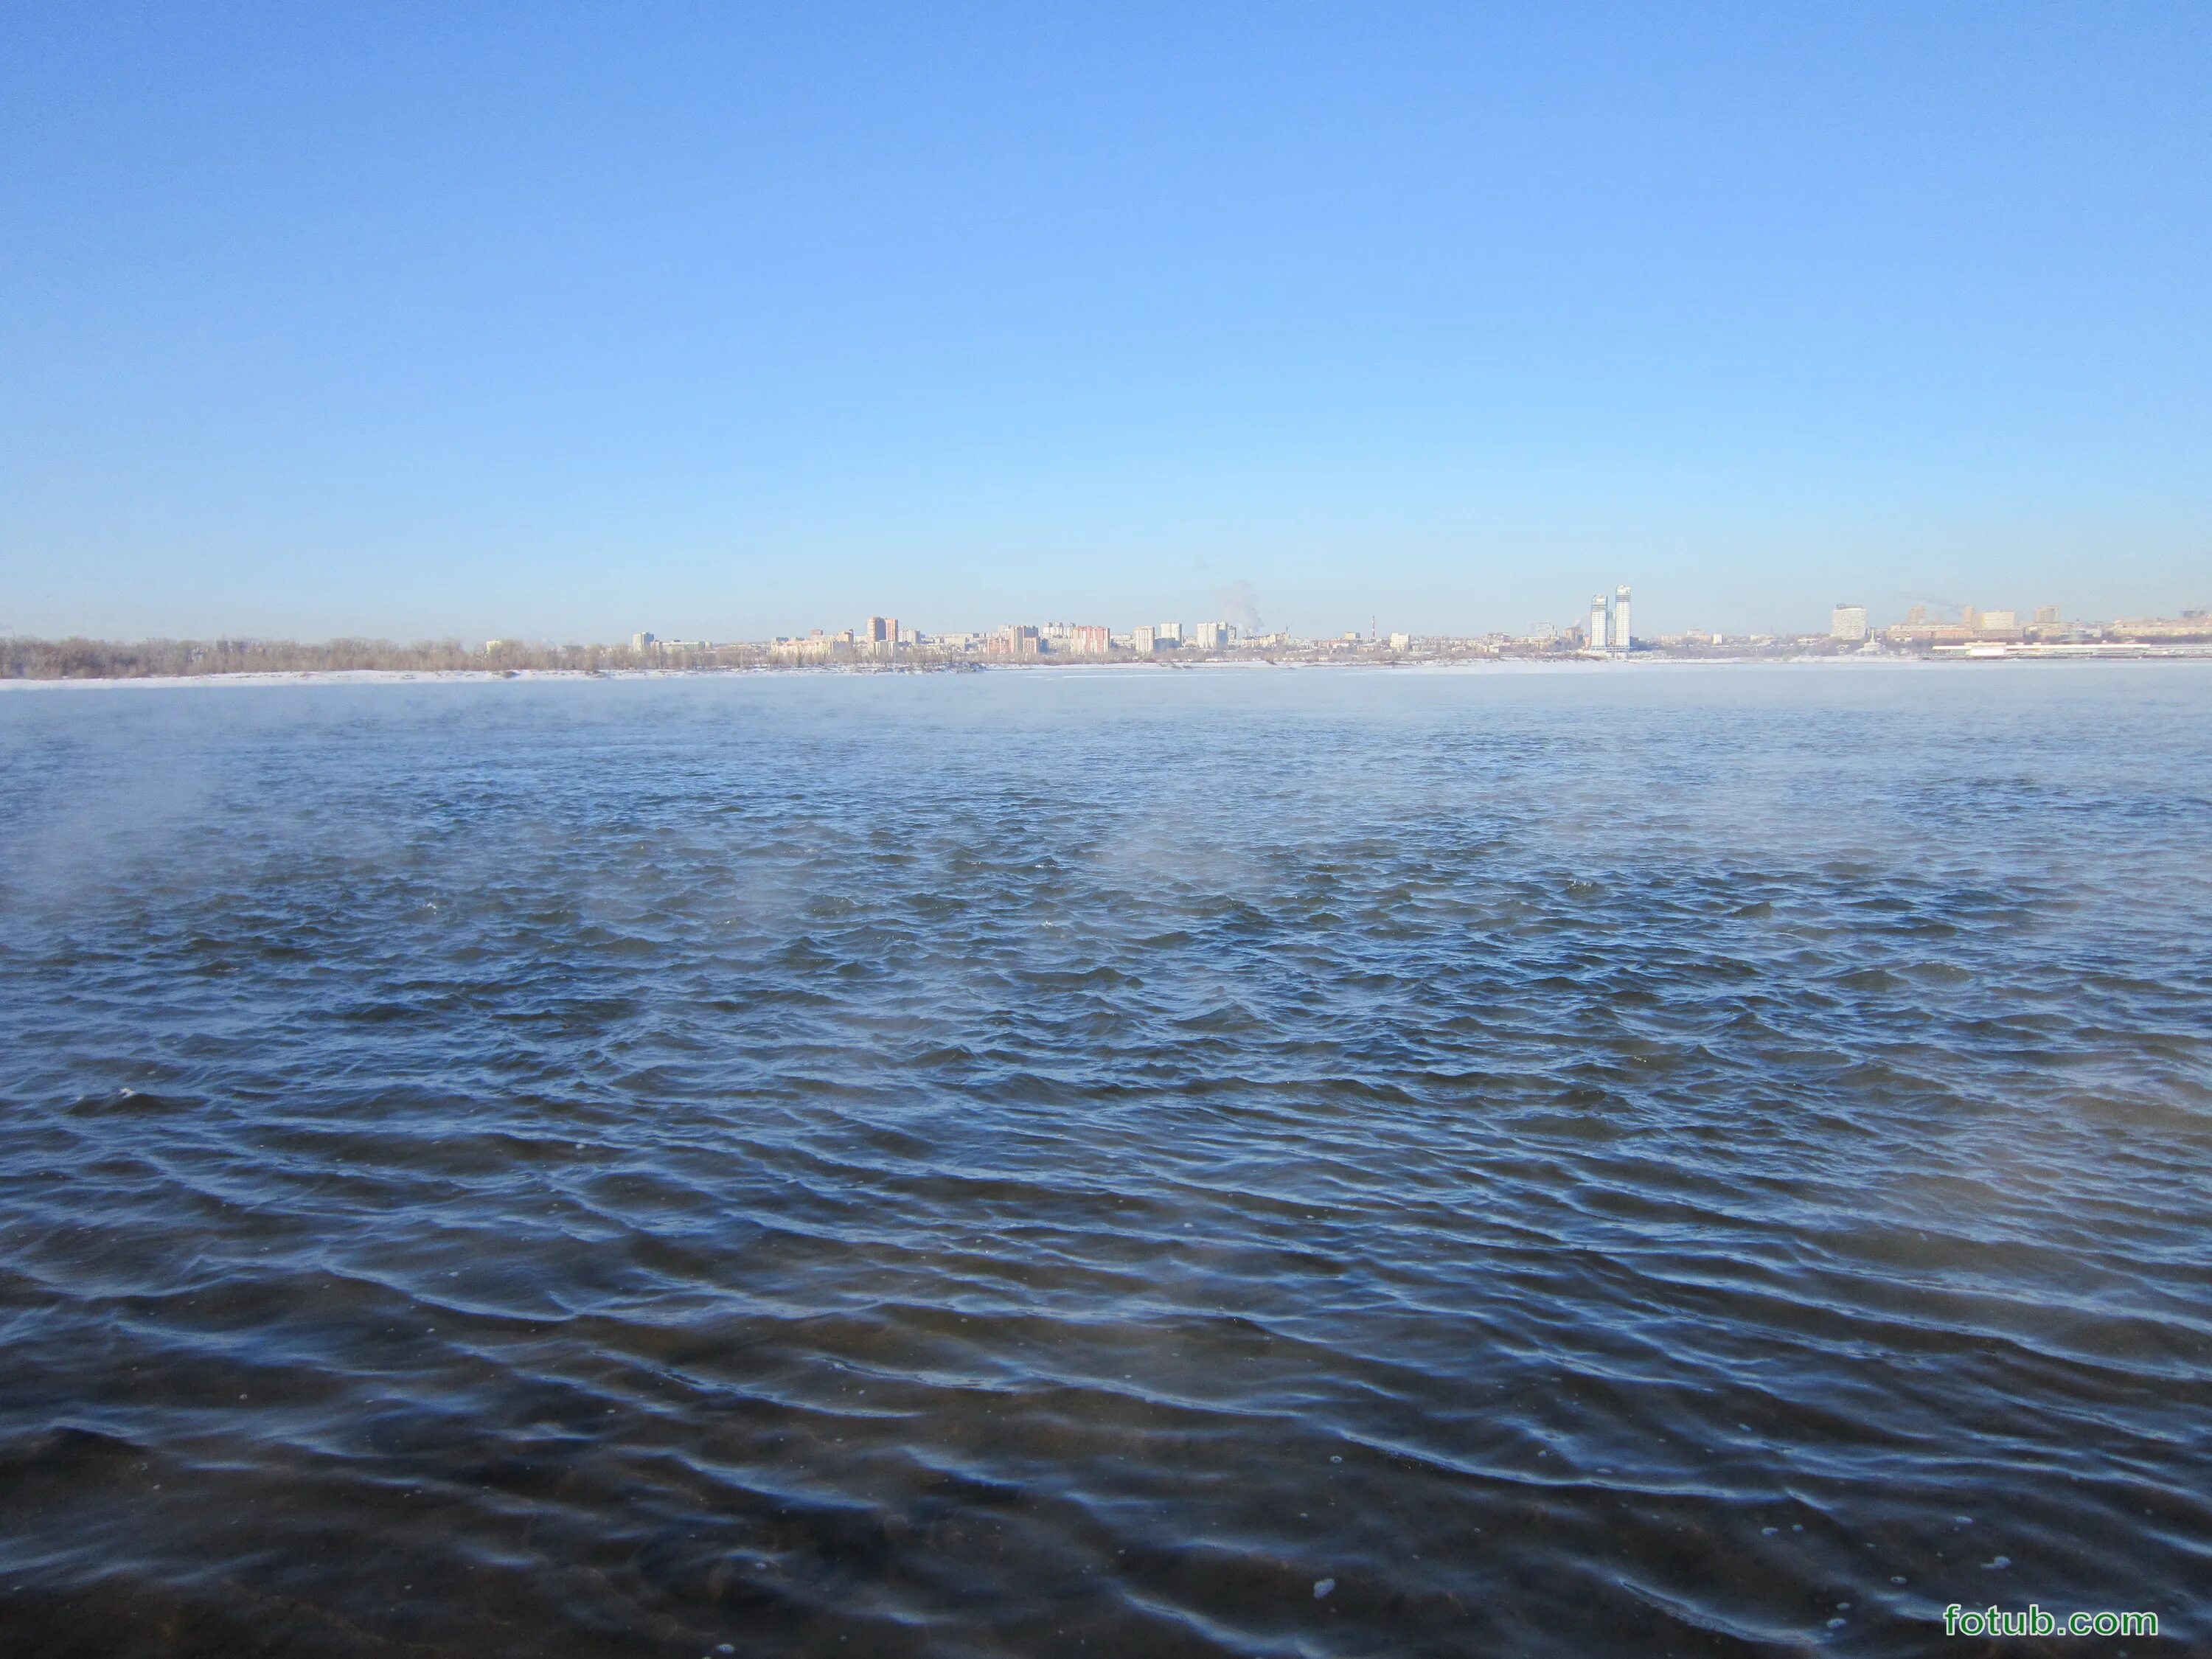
<box><xmin>1214</xmin><ymin>581</ymin><xmax>1262</xmax><ymax>635</ymax></box>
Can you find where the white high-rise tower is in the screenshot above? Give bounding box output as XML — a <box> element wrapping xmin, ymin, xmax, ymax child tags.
<box><xmin>1589</xmin><ymin>594</ymin><xmax>1608</xmax><ymax>652</ymax></box>
<box><xmin>1612</xmin><ymin>585</ymin><xmax>1632</xmax><ymax>651</ymax></box>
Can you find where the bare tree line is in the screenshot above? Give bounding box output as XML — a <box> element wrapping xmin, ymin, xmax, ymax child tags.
<box><xmin>0</xmin><ymin>636</ymin><xmax>772</xmax><ymax>679</ymax></box>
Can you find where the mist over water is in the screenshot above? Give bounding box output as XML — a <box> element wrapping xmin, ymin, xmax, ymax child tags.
<box><xmin>2</xmin><ymin>665</ymin><xmax>2208</xmax><ymax>1658</ymax></box>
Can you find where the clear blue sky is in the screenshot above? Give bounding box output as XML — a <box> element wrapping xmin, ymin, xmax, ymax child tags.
<box><xmin>4</xmin><ymin>3</ymin><xmax>2207</xmax><ymax>642</ymax></box>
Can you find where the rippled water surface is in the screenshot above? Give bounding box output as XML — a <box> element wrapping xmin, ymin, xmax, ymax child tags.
<box><xmin>3</xmin><ymin>665</ymin><xmax>2208</xmax><ymax>1657</ymax></box>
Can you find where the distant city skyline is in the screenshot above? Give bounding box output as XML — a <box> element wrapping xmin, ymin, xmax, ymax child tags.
<box><xmin>16</xmin><ymin>591</ymin><xmax>2209</xmax><ymax>682</ymax></box>
<box><xmin>4</xmin><ymin>5</ymin><xmax>2207</xmax><ymax>642</ymax></box>
<box><xmin>540</xmin><ymin>591</ymin><xmax>2212</xmax><ymax>656</ymax></box>
<box><xmin>6</xmin><ymin>572</ymin><xmax>2202</xmax><ymax>654</ymax></box>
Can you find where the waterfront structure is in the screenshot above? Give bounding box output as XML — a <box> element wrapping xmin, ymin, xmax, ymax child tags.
<box><xmin>1831</xmin><ymin>604</ymin><xmax>1868</xmax><ymax>642</ymax></box>
<box><xmin>987</xmin><ymin>625</ymin><xmax>1041</xmax><ymax>659</ymax></box>
<box><xmin>1589</xmin><ymin>594</ymin><xmax>1608</xmax><ymax>651</ymax></box>
<box><xmin>1194</xmin><ymin>621</ymin><xmax>1234</xmax><ymax>650</ymax></box>
<box><xmin>1613</xmin><ymin>586</ymin><xmax>1632</xmax><ymax>650</ymax></box>
<box><xmin>1132</xmin><ymin>625</ymin><xmax>1158</xmax><ymax>655</ymax></box>
<box><xmin>1155</xmin><ymin>622</ymin><xmax>1186</xmax><ymax>645</ymax></box>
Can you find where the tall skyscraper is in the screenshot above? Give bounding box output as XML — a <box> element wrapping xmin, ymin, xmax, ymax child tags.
<box><xmin>1589</xmin><ymin>594</ymin><xmax>1608</xmax><ymax>651</ymax></box>
<box><xmin>1831</xmin><ymin>604</ymin><xmax>1868</xmax><ymax>641</ymax></box>
<box><xmin>1612</xmin><ymin>586</ymin><xmax>1632</xmax><ymax>650</ymax></box>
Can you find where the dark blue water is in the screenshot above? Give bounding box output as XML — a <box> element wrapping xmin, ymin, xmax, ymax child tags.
<box><xmin>2</xmin><ymin>665</ymin><xmax>2208</xmax><ymax>1657</ymax></box>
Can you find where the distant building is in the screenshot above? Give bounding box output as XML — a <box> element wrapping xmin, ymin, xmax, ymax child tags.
<box><xmin>1961</xmin><ymin>607</ymin><xmax>1983</xmax><ymax>632</ymax></box>
<box><xmin>1388</xmin><ymin>632</ymin><xmax>1411</xmax><ymax>651</ymax></box>
<box><xmin>1905</xmin><ymin>604</ymin><xmax>1928</xmax><ymax>626</ymax></box>
<box><xmin>987</xmin><ymin>625</ymin><xmax>1041</xmax><ymax>659</ymax></box>
<box><xmin>866</xmin><ymin>616</ymin><xmax>899</xmax><ymax>647</ymax></box>
<box><xmin>1981</xmin><ymin>610</ymin><xmax>2019</xmax><ymax>633</ymax></box>
<box><xmin>1155</xmin><ymin>622</ymin><xmax>1186</xmax><ymax>645</ymax></box>
<box><xmin>1613</xmin><ymin>585</ymin><xmax>1632</xmax><ymax>650</ymax></box>
<box><xmin>1131</xmin><ymin>625</ymin><xmax>1158</xmax><ymax>654</ymax></box>
<box><xmin>1193</xmin><ymin>621</ymin><xmax>1235</xmax><ymax>650</ymax></box>
<box><xmin>1589</xmin><ymin>594</ymin><xmax>1608</xmax><ymax>651</ymax></box>
<box><xmin>2033</xmin><ymin>605</ymin><xmax>2061</xmax><ymax>627</ymax></box>
<box><xmin>1831</xmin><ymin>604</ymin><xmax>1868</xmax><ymax>641</ymax></box>
<box><xmin>771</xmin><ymin>633</ymin><xmax>837</xmax><ymax>662</ymax></box>
<box><xmin>2108</xmin><ymin>611</ymin><xmax>2212</xmax><ymax>639</ymax></box>
<box><xmin>1886</xmin><ymin>620</ymin><xmax>1972</xmax><ymax>646</ymax></box>
<box><xmin>1067</xmin><ymin>625</ymin><xmax>1110</xmax><ymax>655</ymax></box>
<box><xmin>632</xmin><ymin>631</ymin><xmax>656</xmax><ymax>653</ymax></box>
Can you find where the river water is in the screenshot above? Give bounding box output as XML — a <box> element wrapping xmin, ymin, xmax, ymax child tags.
<box><xmin>1</xmin><ymin>664</ymin><xmax>2206</xmax><ymax>1657</ymax></box>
